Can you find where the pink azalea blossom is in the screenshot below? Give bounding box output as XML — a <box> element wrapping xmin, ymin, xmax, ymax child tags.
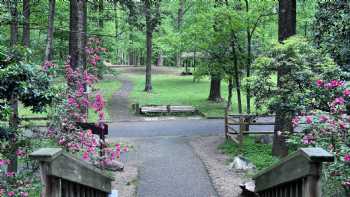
<box><xmin>123</xmin><ymin>146</ymin><xmax>129</xmax><ymax>152</ymax></box>
<box><xmin>334</xmin><ymin>97</ymin><xmax>345</xmax><ymax>105</ymax></box>
<box><xmin>7</xmin><ymin>191</ymin><xmax>15</xmax><ymax>197</ymax></box>
<box><xmin>67</xmin><ymin>97</ymin><xmax>76</xmax><ymax>105</ymax></box>
<box><xmin>292</xmin><ymin>117</ymin><xmax>300</xmax><ymax>127</ymax></box>
<box><xmin>344</xmin><ymin>89</ymin><xmax>350</xmax><ymax>97</ymax></box>
<box><xmin>92</xmin><ymin>93</ymin><xmax>105</xmax><ymax>112</ymax></box>
<box><xmin>20</xmin><ymin>192</ymin><xmax>28</xmax><ymax>197</ymax></box>
<box><xmin>306</xmin><ymin>116</ymin><xmax>313</xmax><ymax>124</ymax></box>
<box><xmin>318</xmin><ymin>115</ymin><xmax>328</xmax><ymax>123</ymax></box>
<box><xmin>16</xmin><ymin>149</ymin><xmax>25</xmax><ymax>157</ymax></box>
<box><xmin>344</xmin><ymin>154</ymin><xmax>350</xmax><ymax>162</ymax></box>
<box><xmin>59</xmin><ymin>138</ymin><xmax>66</xmax><ymax>145</ymax></box>
<box><xmin>339</xmin><ymin>122</ymin><xmax>347</xmax><ymax>129</ymax></box>
<box><xmin>6</xmin><ymin>172</ymin><xmax>15</xmax><ymax>177</ymax></box>
<box><xmin>316</xmin><ymin>79</ymin><xmax>324</xmax><ymax>87</ymax></box>
<box><xmin>302</xmin><ymin>134</ymin><xmax>315</xmax><ymax>145</ymax></box>
<box><xmin>82</xmin><ymin>151</ymin><xmax>89</xmax><ymax>160</ymax></box>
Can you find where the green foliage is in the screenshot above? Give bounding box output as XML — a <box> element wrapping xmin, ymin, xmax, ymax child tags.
<box><xmin>127</xmin><ymin>73</ymin><xmax>254</xmax><ymax>117</ymax></box>
<box><xmin>248</xmin><ymin>36</ymin><xmax>342</xmax><ymax>114</ymax></box>
<box><xmin>0</xmin><ymin>46</ymin><xmax>56</xmax><ymax>118</ymax></box>
<box><xmin>218</xmin><ymin>136</ymin><xmax>279</xmax><ymax>171</ymax></box>
<box><xmin>314</xmin><ymin>0</ymin><xmax>350</xmax><ymax>72</ymax></box>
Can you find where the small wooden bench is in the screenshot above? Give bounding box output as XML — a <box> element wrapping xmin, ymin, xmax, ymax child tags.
<box><xmin>30</xmin><ymin>148</ymin><xmax>114</xmax><ymax>197</ymax></box>
<box><xmin>137</xmin><ymin>104</ymin><xmax>198</xmax><ymax>115</ymax></box>
<box><xmin>169</xmin><ymin>105</ymin><xmax>196</xmax><ymax>113</ymax></box>
<box><xmin>141</xmin><ymin>106</ymin><xmax>168</xmax><ymax>113</ymax></box>
<box><xmin>253</xmin><ymin>147</ymin><xmax>334</xmax><ymax>197</ymax></box>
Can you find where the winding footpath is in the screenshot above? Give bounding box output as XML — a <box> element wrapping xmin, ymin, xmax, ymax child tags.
<box><xmin>108</xmin><ymin>74</ymin><xmax>274</xmax><ymax>197</ymax></box>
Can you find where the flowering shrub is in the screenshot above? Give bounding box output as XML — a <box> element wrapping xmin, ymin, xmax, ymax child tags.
<box><xmin>48</xmin><ymin>37</ymin><xmax>127</xmax><ymax>169</ymax></box>
<box><xmin>86</xmin><ymin>37</ymin><xmax>108</xmax><ymax>79</ymax></box>
<box><xmin>0</xmin><ymin>145</ymin><xmax>40</xmax><ymax>197</ymax></box>
<box><xmin>290</xmin><ymin>79</ymin><xmax>350</xmax><ymax>196</ymax></box>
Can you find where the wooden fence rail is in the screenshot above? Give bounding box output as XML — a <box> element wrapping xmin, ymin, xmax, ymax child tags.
<box><xmin>30</xmin><ymin>148</ymin><xmax>114</xmax><ymax>197</ymax></box>
<box><xmin>253</xmin><ymin>147</ymin><xmax>334</xmax><ymax>197</ymax></box>
<box><xmin>224</xmin><ymin>114</ymin><xmax>276</xmax><ymax>144</ymax></box>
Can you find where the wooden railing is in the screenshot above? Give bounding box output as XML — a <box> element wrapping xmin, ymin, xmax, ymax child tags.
<box><xmin>253</xmin><ymin>147</ymin><xmax>334</xmax><ymax>197</ymax></box>
<box><xmin>30</xmin><ymin>148</ymin><xmax>114</xmax><ymax>197</ymax></box>
<box><xmin>224</xmin><ymin>114</ymin><xmax>276</xmax><ymax>144</ymax></box>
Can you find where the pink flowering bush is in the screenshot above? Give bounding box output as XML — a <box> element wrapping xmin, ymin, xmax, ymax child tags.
<box><xmin>85</xmin><ymin>37</ymin><xmax>108</xmax><ymax>79</ymax></box>
<box><xmin>48</xmin><ymin>38</ymin><xmax>128</xmax><ymax>169</ymax></box>
<box><xmin>290</xmin><ymin>79</ymin><xmax>350</xmax><ymax>196</ymax></box>
<box><xmin>0</xmin><ymin>148</ymin><xmax>39</xmax><ymax>197</ymax></box>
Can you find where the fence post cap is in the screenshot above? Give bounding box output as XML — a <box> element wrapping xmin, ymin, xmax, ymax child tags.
<box><xmin>30</xmin><ymin>148</ymin><xmax>63</xmax><ymax>161</ymax></box>
<box><xmin>300</xmin><ymin>147</ymin><xmax>334</xmax><ymax>162</ymax></box>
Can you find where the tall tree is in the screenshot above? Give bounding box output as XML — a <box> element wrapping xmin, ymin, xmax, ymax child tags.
<box><xmin>44</xmin><ymin>0</ymin><xmax>56</xmax><ymax>62</ymax></box>
<box><xmin>7</xmin><ymin>0</ymin><xmax>19</xmax><ymax>173</ymax></box>
<box><xmin>208</xmin><ymin>0</ymin><xmax>225</xmax><ymax>102</ymax></box>
<box><xmin>69</xmin><ymin>0</ymin><xmax>87</xmax><ymax>70</ymax></box>
<box><xmin>22</xmin><ymin>0</ymin><xmax>30</xmax><ymax>47</ymax></box>
<box><xmin>143</xmin><ymin>0</ymin><xmax>161</xmax><ymax>92</ymax></box>
<box><xmin>175</xmin><ymin>0</ymin><xmax>185</xmax><ymax>67</ymax></box>
<box><xmin>98</xmin><ymin>0</ymin><xmax>104</xmax><ymax>28</ymax></box>
<box><xmin>272</xmin><ymin>0</ymin><xmax>296</xmax><ymax>157</ymax></box>
<box><xmin>243</xmin><ymin>0</ymin><xmax>275</xmax><ymax>115</ymax></box>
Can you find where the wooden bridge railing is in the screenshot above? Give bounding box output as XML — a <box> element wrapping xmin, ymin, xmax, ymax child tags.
<box><xmin>253</xmin><ymin>147</ymin><xmax>334</xmax><ymax>197</ymax></box>
<box><xmin>30</xmin><ymin>148</ymin><xmax>114</xmax><ymax>197</ymax></box>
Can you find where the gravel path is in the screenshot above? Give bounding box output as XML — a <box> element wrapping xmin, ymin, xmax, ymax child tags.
<box><xmin>132</xmin><ymin>137</ymin><xmax>218</xmax><ymax>197</ymax></box>
<box><xmin>109</xmin><ymin>76</ymin><xmax>141</xmax><ymax>122</ymax></box>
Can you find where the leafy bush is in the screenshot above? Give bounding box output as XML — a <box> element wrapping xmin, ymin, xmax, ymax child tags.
<box><xmin>289</xmin><ymin>79</ymin><xmax>350</xmax><ymax>196</ymax></box>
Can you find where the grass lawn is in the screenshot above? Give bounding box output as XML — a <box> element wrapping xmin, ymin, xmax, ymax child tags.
<box><xmin>218</xmin><ymin>136</ymin><xmax>279</xmax><ymax>171</ymax></box>
<box><xmin>19</xmin><ymin>79</ymin><xmax>121</xmax><ymax>123</ymax></box>
<box><xmin>88</xmin><ymin>79</ymin><xmax>121</xmax><ymax>122</ymax></box>
<box><xmin>127</xmin><ymin>73</ymin><xmax>254</xmax><ymax>117</ymax></box>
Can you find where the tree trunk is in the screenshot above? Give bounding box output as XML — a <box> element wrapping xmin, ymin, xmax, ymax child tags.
<box><xmin>22</xmin><ymin>0</ymin><xmax>30</xmax><ymax>47</ymax></box>
<box><xmin>278</xmin><ymin>0</ymin><xmax>296</xmax><ymax>42</ymax></box>
<box><xmin>175</xmin><ymin>0</ymin><xmax>185</xmax><ymax>67</ymax></box>
<box><xmin>98</xmin><ymin>0</ymin><xmax>104</xmax><ymax>28</ymax></box>
<box><xmin>227</xmin><ymin>76</ymin><xmax>233</xmax><ymax>111</ymax></box>
<box><xmin>208</xmin><ymin>77</ymin><xmax>222</xmax><ymax>102</ymax></box>
<box><xmin>233</xmin><ymin>53</ymin><xmax>242</xmax><ymax>114</ymax></box>
<box><xmin>157</xmin><ymin>51</ymin><xmax>163</xmax><ymax>66</ymax></box>
<box><xmin>69</xmin><ymin>0</ymin><xmax>86</xmax><ymax>70</ymax></box>
<box><xmin>44</xmin><ymin>0</ymin><xmax>56</xmax><ymax>61</ymax></box>
<box><xmin>272</xmin><ymin>0</ymin><xmax>296</xmax><ymax>157</ymax></box>
<box><xmin>9</xmin><ymin>0</ymin><xmax>18</xmax><ymax>47</ymax></box>
<box><xmin>144</xmin><ymin>0</ymin><xmax>153</xmax><ymax>92</ymax></box>
<box><xmin>7</xmin><ymin>0</ymin><xmax>19</xmax><ymax>173</ymax></box>
<box><xmin>245</xmin><ymin>0</ymin><xmax>251</xmax><ymax>115</ymax></box>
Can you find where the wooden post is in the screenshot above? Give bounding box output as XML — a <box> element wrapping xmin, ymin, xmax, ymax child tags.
<box><xmin>50</xmin><ymin>177</ymin><xmax>62</xmax><ymax>197</ymax></box>
<box><xmin>224</xmin><ymin>110</ymin><xmax>228</xmax><ymax>139</ymax></box>
<box><xmin>238</xmin><ymin>116</ymin><xmax>245</xmax><ymax>147</ymax></box>
<box><xmin>39</xmin><ymin>162</ymin><xmax>50</xmax><ymax>197</ymax></box>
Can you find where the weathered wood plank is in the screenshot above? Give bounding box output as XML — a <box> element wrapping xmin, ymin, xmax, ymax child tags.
<box><xmin>253</xmin><ymin>148</ymin><xmax>334</xmax><ymax>193</ymax></box>
<box><xmin>141</xmin><ymin>106</ymin><xmax>168</xmax><ymax>113</ymax></box>
<box><xmin>30</xmin><ymin>148</ymin><xmax>114</xmax><ymax>194</ymax></box>
<box><xmin>169</xmin><ymin>105</ymin><xmax>196</xmax><ymax>113</ymax></box>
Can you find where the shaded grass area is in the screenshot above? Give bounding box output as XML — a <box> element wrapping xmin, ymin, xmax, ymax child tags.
<box><xmin>127</xmin><ymin>74</ymin><xmax>254</xmax><ymax>117</ymax></box>
<box><xmin>218</xmin><ymin>136</ymin><xmax>278</xmax><ymax>171</ymax></box>
<box><xmin>18</xmin><ymin>79</ymin><xmax>121</xmax><ymax>124</ymax></box>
